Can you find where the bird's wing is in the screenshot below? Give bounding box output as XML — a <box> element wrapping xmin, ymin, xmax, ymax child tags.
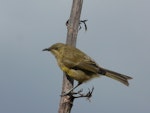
<box><xmin>74</xmin><ymin>59</ymin><xmax>100</xmax><ymax>74</ymax></box>
<box><xmin>62</xmin><ymin>55</ymin><xmax>100</xmax><ymax>74</ymax></box>
<box><xmin>62</xmin><ymin>46</ymin><xmax>101</xmax><ymax>74</ymax></box>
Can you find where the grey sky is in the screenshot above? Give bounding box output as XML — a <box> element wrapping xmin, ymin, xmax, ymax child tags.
<box><xmin>0</xmin><ymin>0</ymin><xmax>150</xmax><ymax>113</ymax></box>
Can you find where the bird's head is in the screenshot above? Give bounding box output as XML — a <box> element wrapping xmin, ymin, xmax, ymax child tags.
<box><xmin>43</xmin><ymin>43</ymin><xmax>66</xmax><ymax>57</ymax></box>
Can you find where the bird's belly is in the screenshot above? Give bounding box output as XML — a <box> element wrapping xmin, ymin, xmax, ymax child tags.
<box><xmin>67</xmin><ymin>69</ymin><xmax>99</xmax><ymax>83</ymax></box>
<box><xmin>59</xmin><ymin>63</ymin><xmax>99</xmax><ymax>83</ymax></box>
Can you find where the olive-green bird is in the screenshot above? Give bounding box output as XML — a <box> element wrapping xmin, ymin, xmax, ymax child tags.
<box><xmin>43</xmin><ymin>43</ymin><xmax>132</xmax><ymax>94</ymax></box>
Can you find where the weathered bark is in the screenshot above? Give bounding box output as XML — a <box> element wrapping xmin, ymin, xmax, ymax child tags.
<box><xmin>58</xmin><ymin>0</ymin><xmax>83</xmax><ymax>113</ymax></box>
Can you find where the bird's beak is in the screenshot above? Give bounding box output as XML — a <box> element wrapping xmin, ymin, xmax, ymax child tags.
<box><xmin>42</xmin><ymin>48</ymin><xmax>49</xmax><ymax>51</ymax></box>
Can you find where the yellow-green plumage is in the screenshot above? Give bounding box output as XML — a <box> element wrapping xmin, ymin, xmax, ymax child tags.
<box><xmin>43</xmin><ymin>43</ymin><xmax>132</xmax><ymax>87</ymax></box>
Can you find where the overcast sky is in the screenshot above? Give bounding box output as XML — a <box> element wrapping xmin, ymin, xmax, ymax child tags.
<box><xmin>0</xmin><ymin>0</ymin><xmax>150</xmax><ymax>113</ymax></box>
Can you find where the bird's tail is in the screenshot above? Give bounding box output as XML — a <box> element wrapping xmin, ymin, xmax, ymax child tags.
<box><xmin>100</xmin><ymin>68</ymin><xmax>132</xmax><ymax>86</ymax></box>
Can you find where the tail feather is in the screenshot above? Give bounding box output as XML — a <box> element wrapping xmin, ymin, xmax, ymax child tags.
<box><xmin>100</xmin><ymin>68</ymin><xmax>132</xmax><ymax>86</ymax></box>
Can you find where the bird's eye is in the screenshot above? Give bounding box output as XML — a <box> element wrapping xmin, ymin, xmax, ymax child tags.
<box><xmin>54</xmin><ymin>47</ymin><xmax>59</xmax><ymax>50</ymax></box>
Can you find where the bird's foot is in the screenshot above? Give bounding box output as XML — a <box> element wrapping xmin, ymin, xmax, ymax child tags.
<box><xmin>60</xmin><ymin>87</ymin><xmax>94</xmax><ymax>101</ymax></box>
<box><xmin>72</xmin><ymin>87</ymin><xmax>94</xmax><ymax>101</ymax></box>
<box><xmin>60</xmin><ymin>91</ymin><xmax>73</xmax><ymax>96</ymax></box>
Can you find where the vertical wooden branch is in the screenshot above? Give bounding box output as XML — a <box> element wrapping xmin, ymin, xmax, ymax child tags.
<box><xmin>66</xmin><ymin>0</ymin><xmax>83</xmax><ymax>46</ymax></box>
<box><xmin>58</xmin><ymin>0</ymin><xmax>83</xmax><ymax>113</ymax></box>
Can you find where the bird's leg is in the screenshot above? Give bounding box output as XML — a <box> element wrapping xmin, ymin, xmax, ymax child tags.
<box><xmin>61</xmin><ymin>82</ymin><xmax>82</xmax><ymax>96</ymax></box>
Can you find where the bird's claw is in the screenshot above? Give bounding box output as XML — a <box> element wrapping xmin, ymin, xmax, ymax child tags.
<box><xmin>60</xmin><ymin>87</ymin><xmax>94</xmax><ymax>101</ymax></box>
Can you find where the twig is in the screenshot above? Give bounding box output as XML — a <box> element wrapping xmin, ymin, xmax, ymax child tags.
<box><xmin>66</xmin><ymin>19</ymin><xmax>88</xmax><ymax>31</ymax></box>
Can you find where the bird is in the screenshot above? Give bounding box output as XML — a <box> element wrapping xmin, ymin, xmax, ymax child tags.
<box><xmin>43</xmin><ymin>43</ymin><xmax>132</xmax><ymax>95</ymax></box>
